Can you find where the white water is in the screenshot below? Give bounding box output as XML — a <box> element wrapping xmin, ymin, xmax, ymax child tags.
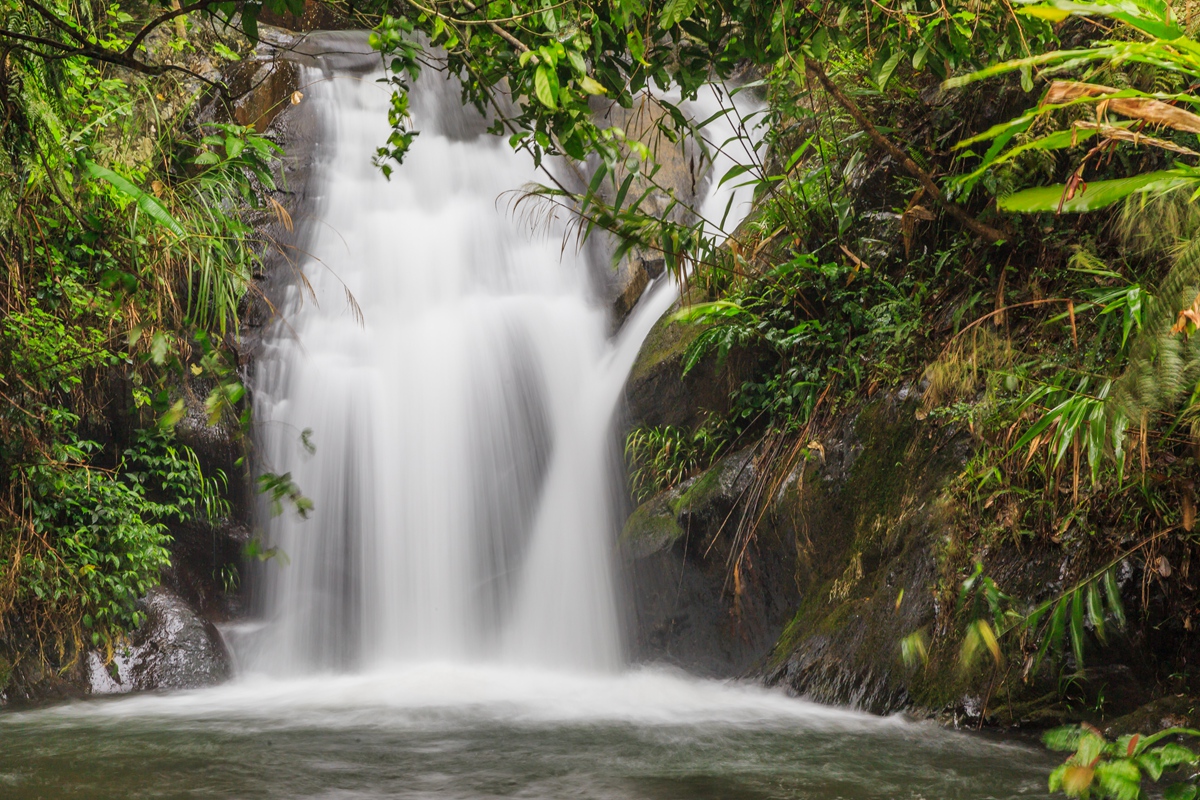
<box><xmin>249</xmin><ymin>44</ymin><xmax>761</xmax><ymax>676</ymax></box>
<box><xmin>0</xmin><ymin>48</ymin><xmax>1060</xmax><ymax>800</ymax></box>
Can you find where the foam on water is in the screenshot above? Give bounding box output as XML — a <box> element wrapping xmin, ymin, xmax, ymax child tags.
<box><xmin>248</xmin><ymin>38</ymin><xmax>762</xmax><ymax>677</ymax></box>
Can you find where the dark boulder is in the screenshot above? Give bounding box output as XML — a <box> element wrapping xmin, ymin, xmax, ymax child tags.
<box><xmin>89</xmin><ymin>587</ymin><xmax>231</xmax><ymax>694</ymax></box>
<box><xmin>620</xmin><ymin>448</ymin><xmax>800</xmax><ymax>677</ymax></box>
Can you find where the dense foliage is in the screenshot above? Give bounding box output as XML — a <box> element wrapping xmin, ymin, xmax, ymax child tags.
<box><xmin>10</xmin><ymin>0</ymin><xmax>1200</xmax><ymax>791</ymax></box>
<box><xmin>0</xmin><ymin>0</ymin><xmax>271</xmax><ymax>677</ymax></box>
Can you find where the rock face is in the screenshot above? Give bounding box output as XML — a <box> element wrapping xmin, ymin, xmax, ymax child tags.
<box><xmin>621</xmin><ymin>372</ymin><xmax>975</xmax><ymax>712</ymax></box>
<box><xmin>756</xmin><ymin>401</ymin><xmax>970</xmax><ymax>714</ymax></box>
<box><xmin>624</xmin><ymin>290</ymin><xmax>757</xmax><ymax>430</ymax></box>
<box><xmin>620</xmin><ymin>448</ymin><xmax>801</xmax><ymax>676</ymax></box>
<box><xmin>89</xmin><ymin>588</ymin><xmax>231</xmax><ymax>694</ymax></box>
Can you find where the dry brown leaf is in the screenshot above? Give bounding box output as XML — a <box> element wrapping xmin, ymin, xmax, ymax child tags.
<box><xmin>1157</xmin><ymin>555</ymin><xmax>1173</xmax><ymax>578</ymax></box>
<box><xmin>1172</xmin><ymin>291</ymin><xmax>1200</xmax><ymax>336</ymax></box>
<box><xmin>291</xmin><ymin>91</ymin><xmax>304</xmax><ymax>105</ymax></box>
<box><xmin>1184</xmin><ymin>492</ymin><xmax>1195</xmax><ymax>532</ymax></box>
<box><xmin>1024</xmin><ymin>432</ymin><xmax>1045</xmax><ymax>467</ymax></box>
<box><xmin>1044</xmin><ymin>80</ymin><xmax>1200</xmax><ymax>133</ymax></box>
<box><xmin>839</xmin><ymin>244</ymin><xmax>868</xmax><ymax>284</ymax></box>
<box><xmin>1072</xmin><ymin>120</ymin><xmax>1200</xmax><ymax>156</ymax></box>
<box><xmin>901</xmin><ymin>189</ymin><xmax>937</xmax><ymax>258</ymax></box>
<box><xmin>268</xmin><ymin>196</ymin><xmax>293</xmax><ymax>233</ymax></box>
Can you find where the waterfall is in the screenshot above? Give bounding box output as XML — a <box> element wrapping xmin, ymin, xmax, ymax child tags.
<box><xmin>249</xmin><ymin>37</ymin><xmax>758</xmax><ymax>676</ymax></box>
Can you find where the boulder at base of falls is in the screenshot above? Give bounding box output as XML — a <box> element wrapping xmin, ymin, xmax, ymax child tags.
<box><xmin>89</xmin><ymin>588</ymin><xmax>231</xmax><ymax>695</ymax></box>
<box><xmin>624</xmin><ymin>289</ymin><xmax>759</xmax><ymax>431</ymax></box>
<box><xmin>620</xmin><ymin>447</ymin><xmax>801</xmax><ymax>677</ymax></box>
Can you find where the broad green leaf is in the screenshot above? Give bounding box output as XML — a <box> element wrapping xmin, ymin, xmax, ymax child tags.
<box><xmin>998</xmin><ymin>171</ymin><xmax>1195</xmax><ymax>214</ymax></box>
<box><xmin>658</xmin><ymin>0</ymin><xmax>697</xmax><ymax>28</ymax></box>
<box><xmin>626</xmin><ymin>28</ymin><xmax>647</xmax><ymax>65</ymax></box>
<box><xmin>86</xmin><ymin>162</ymin><xmax>186</xmax><ymax>238</ymax></box>
<box><xmin>534</xmin><ymin>64</ymin><xmax>557</xmax><ymax>109</ymax></box>
<box><xmin>1165</xmin><ymin>782</ymin><xmax>1199</xmax><ymax>800</ymax></box>
<box><xmin>1157</xmin><ymin>742</ymin><xmax>1198</xmax><ymax>768</ymax></box>
<box><xmin>1044</xmin><ymin>726</ymin><xmax>1083</xmax><ymax>751</ymax></box>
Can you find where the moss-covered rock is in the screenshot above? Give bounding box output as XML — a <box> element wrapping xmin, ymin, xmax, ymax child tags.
<box><xmin>757</xmin><ymin>396</ymin><xmax>972</xmax><ymax>713</ymax></box>
<box><xmin>621</xmin><ymin>490</ymin><xmax>685</xmax><ymax>559</ymax></box>
<box><xmin>624</xmin><ymin>289</ymin><xmax>758</xmax><ymax>431</ymax></box>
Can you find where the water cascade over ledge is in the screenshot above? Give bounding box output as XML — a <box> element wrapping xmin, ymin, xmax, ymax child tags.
<box><xmin>0</xmin><ymin>38</ymin><xmax>1063</xmax><ymax>800</ymax></box>
<box><xmin>248</xmin><ymin>40</ymin><xmax>754</xmax><ymax>675</ymax></box>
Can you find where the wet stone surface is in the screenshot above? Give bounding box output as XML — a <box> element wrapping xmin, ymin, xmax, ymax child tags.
<box><xmin>89</xmin><ymin>588</ymin><xmax>230</xmax><ymax>695</ymax></box>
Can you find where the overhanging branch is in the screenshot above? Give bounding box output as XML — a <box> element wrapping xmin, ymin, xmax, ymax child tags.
<box><xmin>805</xmin><ymin>57</ymin><xmax>1007</xmax><ymax>245</ymax></box>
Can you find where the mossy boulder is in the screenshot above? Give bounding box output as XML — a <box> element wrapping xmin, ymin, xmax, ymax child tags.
<box><xmin>624</xmin><ymin>290</ymin><xmax>758</xmax><ymax>431</ymax></box>
<box><xmin>621</xmin><ymin>490</ymin><xmax>684</xmax><ymax>559</ymax></box>
<box><xmin>760</xmin><ymin>397</ymin><xmax>973</xmax><ymax>713</ymax></box>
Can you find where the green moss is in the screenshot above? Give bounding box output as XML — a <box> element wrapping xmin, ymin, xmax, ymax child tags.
<box><xmin>671</xmin><ymin>462</ymin><xmax>723</xmax><ymax>515</ymax></box>
<box><xmin>627</xmin><ymin>288</ymin><xmax>708</xmax><ymax>385</ymax></box>
<box><xmin>621</xmin><ymin>493</ymin><xmax>684</xmax><ymax>557</ymax></box>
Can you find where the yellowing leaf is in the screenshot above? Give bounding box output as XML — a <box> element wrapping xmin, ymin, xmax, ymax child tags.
<box><xmin>1062</xmin><ymin>765</ymin><xmax>1095</xmax><ymax>796</ymax></box>
<box><xmin>579</xmin><ymin>75</ymin><xmax>607</xmax><ymax>95</ymax></box>
<box><xmin>976</xmin><ymin>619</ymin><xmax>1002</xmax><ymax>664</ymax></box>
<box><xmin>1018</xmin><ymin>5</ymin><xmax>1072</xmax><ymax>21</ymax></box>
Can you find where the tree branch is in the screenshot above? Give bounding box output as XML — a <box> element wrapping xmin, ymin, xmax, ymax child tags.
<box><xmin>456</xmin><ymin>0</ymin><xmax>530</xmax><ymax>52</ymax></box>
<box><xmin>804</xmin><ymin>58</ymin><xmax>1007</xmax><ymax>245</ymax></box>
<box><xmin>0</xmin><ymin>28</ymin><xmax>227</xmax><ymax>93</ymax></box>
<box><xmin>124</xmin><ymin>0</ymin><xmax>222</xmax><ymax>56</ymax></box>
<box><xmin>22</xmin><ymin>0</ymin><xmax>90</xmax><ymax>45</ymax></box>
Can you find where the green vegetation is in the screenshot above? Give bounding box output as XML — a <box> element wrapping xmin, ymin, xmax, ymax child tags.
<box><xmin>346</xmin><ymin>0</ymin><xmax>1200</xmax><ymax>790</ymax></box>
<box><xmin>9</xmin><ymin>0</ymin><xmax>1200</xmax><ymax>790</ymax></box>
<box><xmin>0</xmin><ymin>0</ymin><xmax>281</xmax><ymax>678</ymax></box>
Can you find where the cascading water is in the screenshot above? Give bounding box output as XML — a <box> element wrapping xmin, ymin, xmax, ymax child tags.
<box><xmin>249</xmin><ymin>37</ymin><xmax>761</xmax><ymax>676</ymax></box>
<box><xmin>0</xmin><ymin>37</ymin><xmax>1060</xmax><ymax>800</ymax></box>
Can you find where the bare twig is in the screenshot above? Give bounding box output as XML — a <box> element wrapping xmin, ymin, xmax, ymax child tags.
<box><xmin>805</xmin><ymin>58</ymin><xmax>1007</xmax><ymax>244</ymax></box>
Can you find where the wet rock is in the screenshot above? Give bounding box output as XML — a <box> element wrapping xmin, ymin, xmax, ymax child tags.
<box><xmin>624</xmin><ymin>289</ymin><xmax>758</xmax><ymax>430</ymax></box>
<box><xmin>759</xmin><ymin>400</ymin><xmax>962</xmax><ymax>715</ymax></box>
<box><xmin>612</xmin><ymin>254</ymin><xmax>665</xmax><ymax>323</ymax></box>
<box><xmin>89</xmin><ymin>588</ymin><xmax>231</xmax><ymax>694</ymax></box>
<box><xmin>1104</xmin><ymin>695</ymin><xmax>1200</xmax><ymax>737</ymax></box>
<box><xmin>258</xmin><ymin>0</ymin><xmax>352</xmax><ymax>31</ymax></box>
<box><xmin>0</xmin><ymin>650</ymin><xmax>88</xmax><ymax>707</ymax></box>
<box><xmin>621</xmin><ymin>448</ymin><xmax>800</xmax><ymax>677</ymax></box>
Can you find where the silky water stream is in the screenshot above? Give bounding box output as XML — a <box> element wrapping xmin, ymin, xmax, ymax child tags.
<box><xmin>0</xmin><ymin>37</ymin><xmax>1056</xmax><ymax>799</ymax></box>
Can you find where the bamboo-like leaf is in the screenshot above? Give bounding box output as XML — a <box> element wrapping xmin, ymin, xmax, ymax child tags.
<box><xmin>671</xmin><ymin>300</ymin><xmax>748</xmax><ymax>324</ymax></box>
<box><xmin>1103</xmin><ymin>568</ymin><xmax>1127</xmax><ymax>627</ymax></box>
<box><xmin>1070</xmin><ymin>588</ymin><xmax>1086</xmax><ymax>667</ymax></box>
<box><xmin>1087</xmin><ymin>581</ymin><xmax>1107</xmax><ymax>643</ymax></box>
<box><xmin>86</xmin><ymin>161</ymin><xmax>186</xmax><ymax>237</ymax></box>
<box><xmin>1036</xmin><ymin>596</ymin><xmax>1069</xmax><ymax>671</ymax></box>
<box><xmin>998</xmin><ymin>171</ymin><xmax>1194</xmax><ymax>214</ymax></box>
